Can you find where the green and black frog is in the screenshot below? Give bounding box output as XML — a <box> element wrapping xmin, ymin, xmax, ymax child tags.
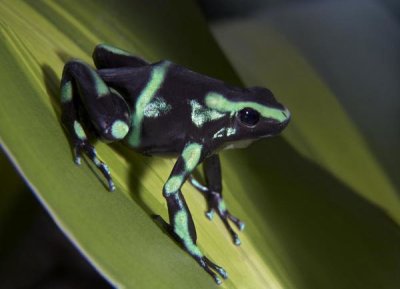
<box><xmin>60</xmin><ymin>44</ymin><xmax>290</xmax><ymax>285</ymax></box>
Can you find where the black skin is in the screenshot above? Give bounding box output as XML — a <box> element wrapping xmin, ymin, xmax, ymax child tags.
<box><xmin>60</xmin><ymin>44</ymin><xmax>290</xmax><ymax>284</ymax></box>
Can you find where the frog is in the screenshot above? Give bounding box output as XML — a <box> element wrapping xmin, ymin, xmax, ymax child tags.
<box><xmin>60</xmin><ymin>44</ymin><xmax>291</xmax><ymax>285</ymax></box>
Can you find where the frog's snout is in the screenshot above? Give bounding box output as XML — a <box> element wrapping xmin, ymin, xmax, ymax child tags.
<box><xmin>278</xmin><ymin>107</ymin><xmax>291</xmax><ymax>131</ymax></box>
<box><xmin>282</xmin><ymin>107</ymin><xmax>291</xmax><ymax>124</ymax></box>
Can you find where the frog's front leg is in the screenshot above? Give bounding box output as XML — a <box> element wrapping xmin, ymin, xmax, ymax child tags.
<box><xmin>161</xmin><ymin>143</ymin><xmax>227</xmax><ymax>285</ymax></box>
<box><xmin>60</xmin><ymin>60</ymin><xmax>130</xmax><ymax>191</ymax></box>
<box><xmin>189</xmin><ymin>154</ymin><xmax>244</xmax><ymax>245</ymax></box>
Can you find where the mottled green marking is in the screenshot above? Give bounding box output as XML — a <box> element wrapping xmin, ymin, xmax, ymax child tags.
<box><xmin>205</xmin><ymin>92</ymin><xmax>290</xmax><ymax>123</ymax></box>
<box><xmin>213</xmin><ymin>128</ymin><xmax>225</xmax><ymax>139</ymax></box>
<box><xmin>189</xmin><ymin>100</ymin><xmax>225</xmax><ymax>127</ymax></box>
<box><xmin>73</xmin><ymin>121</ymin><xmax>86</xmax><ymax>140</ymax></box>
<box><xmin>182</xmin><ymin>143</ymin><xmax>202</xmax><ymax>171</ymax></box>
<box><xmin>61</xmin><ymin>81</ymin><xmax>72</xmax><ymax>103</ymax></box>
<box><xmin>227</xmin><ymin>127</ymin><xmax>236</xmax><ymax>136</ymax></box>
<box><xmin>213</xmin><ymin>127</ymin><xmax>236</xmax><ymax>139</ymax></box>
<box><xmin>144</xmin><ymin>97</ymin><xmax>171</xmax><ymax>118</ymax></box>
<box><xmin>98</xmin><ymin>44</ymin><xmax>131</xmax><ymax>56</ymax></box>
<box><xmin>128</xmin><ymin>62</ymin><xmax>170</xmax><ymax>146</ymax></box>
<box><xmin>174</xmin><ymin>210</ymin><xmax>203</xmax><ymax>257</ymax></box>
<box><xmin>164</xmin><ymin>175</ymin><xmax>184</xmax><ymax>196</ymax></box>
<box><xmin>111</xmin><ymin>120</ymin><xmax>129</xmax><ymax>139</ymax></box>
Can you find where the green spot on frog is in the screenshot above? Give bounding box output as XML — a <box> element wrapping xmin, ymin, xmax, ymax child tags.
<box><xmin>73</xmin><ymin>121</ymin><xmax>86</xmax><ymax>140</ymax></box>
<box><xmin>174</xmin><ymin>210</ymin><xmax>203</xmax><ymax>257</ymax></box>
<box><xmin>164</xmin><ymin>175</ymin><xmax>184</xmax><ymax>195</ymax></box>
<box><xmin>182</xmin><ymin>143</ymin><xmax>202</xmax><ymax>172</ymax></box>
<box><xmin>218</xmin><ymin>200</ymin><xmax>226</xmax><ymax>212</ymax></box>
<box><xmin>111</xmin><ymin>120</ymin><xmax>129</xmax><ymax>139</ymax></box>
<box><xmin>61</xmin><ymin>81</ymin><xmax>72</xmax><ymax>103</ymax></box>
<box><xmin>213</xmin><ymin>127</ymin><xmax>236</xmax><ymax>139</ymax></box>
<box><xmin>92</xmin><ymin>70</ymin><xmax>109</xmax><ymax>96</ymax></box>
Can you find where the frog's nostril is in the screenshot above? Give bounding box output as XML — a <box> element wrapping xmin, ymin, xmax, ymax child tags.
<box><xmin>283</xmin><ymin>108</ymin><xmax>290</xmax><ymax>117</ymax></box>
<box><xmin>282</xmin><ymin>108</ymin><xmax>291</xmax><ymax>122</ymax></box>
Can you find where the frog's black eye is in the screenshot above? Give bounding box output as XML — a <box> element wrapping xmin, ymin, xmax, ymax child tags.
<box><xmin>238</xmin><ymin>108</ymin><xmax>260</xmax><ymax>126</ymax></box>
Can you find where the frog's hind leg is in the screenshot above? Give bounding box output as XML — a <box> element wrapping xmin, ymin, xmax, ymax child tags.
<box><xmin>92</xmin><ymin>44</ymin><xmax>149</xmax><ymax>69</ymax></box>
<box><xmin>60</xmin><ymin>60</ymin><xmax>131</xmax><ymax>191</ymax></box>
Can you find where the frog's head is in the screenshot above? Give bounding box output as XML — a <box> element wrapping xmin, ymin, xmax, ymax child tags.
<box><xmin>205</xmin><ymin>87</ymin><xmax>290</xmax><ymax>149</ymax></box>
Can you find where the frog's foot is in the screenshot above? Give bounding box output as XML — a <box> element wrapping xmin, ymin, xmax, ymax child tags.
<box><xmin>153</xmin><ymin>214</ymin><xmax>228</xmax><ymax>285</ymax></box>
<box><xmin>74</xmin><ymin>141</ymin><xmax>115</xmax><ymax>192</ymax></box>
<box><xmin>189</xmin><ymin>175</ymin><xmax>244</xmax><ymax>246</ymax></box>
<box><xmin>199</xmin><ymin>256</ymin><xmax>228</xmax><ymax>285</ymax></box>
<box><xmin>206</xmin><ymin>192</ymin><xmax>244</xmax><ymax>246</ymax></box>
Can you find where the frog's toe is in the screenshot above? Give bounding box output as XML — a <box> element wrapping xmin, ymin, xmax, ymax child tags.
<box><xmin>205</xmin><ymin>209</ymin><xmax>214</xmax><ymax>220</ymax></box>
<box><xmin>74</xmin><ymin>141</ymin><xmax>115</xmax><ymax>191</ymax></box>
<box><xmin>226</xmin><ymin>211</ymin><xmax>245</xmax><ymax>231</ymax></box>
<box><xmin>73</xmin><ymin>145</ymin><xmax>83</xmax><ymax>165</ymax></box>
<box><xmin>217</xmin><ymin>212</ymin><xmax>242</xmax><ymax>246</ymax></box>
<box><xmin>153</xmin><ymin>212</ymin><xmax>228</xmax><ymax>285</ymax></box>
<box><xmin>188</xmin><ymin>175</ymin><xmax>209</xmax><ymax>193</ymax></box>
<box><xmin>208</xmin><ymin>198</ymin><xmax>244</xmax><ymax>244</ymax></box>
<box><xmin>197</xmin><ymin>256</ymin><xmax>228</xmax><ymax>285</ymax></box>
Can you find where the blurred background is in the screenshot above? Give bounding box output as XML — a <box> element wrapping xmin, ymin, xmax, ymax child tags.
<box><xmin>1</xmin><ymin>0</ymin><xmax>400</xmax><ymax>288</ymax></box>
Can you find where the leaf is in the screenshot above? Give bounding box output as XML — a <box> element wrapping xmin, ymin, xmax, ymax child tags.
<box><xmin>0</xmin><ymin>1</ymin><xmax>284</xmax><ymax>288</ymax></box>
<box><xmin>1</xmin><ymin>1</ymin><xmax>400</xmax><ymax>289</ymax></box>
<box><xmin>211</xmin><ymin>4</ymin><xmax>400</xmax><ymax>225</ymax></box>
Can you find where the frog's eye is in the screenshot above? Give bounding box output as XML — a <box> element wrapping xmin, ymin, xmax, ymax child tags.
<box><xmin>238</xmin><ymin>108</ymin><xmax>260</xmax><ymax>126</ymax></box>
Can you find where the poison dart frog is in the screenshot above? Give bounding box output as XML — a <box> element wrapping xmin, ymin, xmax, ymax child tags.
<box><xmin>60</xmin><ymin>44</ymin><xmax>290</xmax><ymax>285</ymax></box>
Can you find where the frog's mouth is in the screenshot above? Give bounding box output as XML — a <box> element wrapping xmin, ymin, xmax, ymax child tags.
<box><xmin>265</xmin><ymin>113</ymin><xmax>291</xmax><ymax>136</ymax></box>
<box><xmin>222</xmin><ymin>139</ymin><xmax>256</xmax><ymax>150</ymax></box>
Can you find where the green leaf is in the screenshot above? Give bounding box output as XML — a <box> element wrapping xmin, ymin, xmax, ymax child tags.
<box><xmin>1</xmin><ymin>1</ymin><xmax>400</xmax><ymax>289</ymax></box>
<box><xmin>0</xmin><ymin>1</ymin><xmax>283</xmax><ymax>288</ymax></box>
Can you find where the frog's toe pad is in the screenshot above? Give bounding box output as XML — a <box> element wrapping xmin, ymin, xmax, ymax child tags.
<box><xmin>199</xmin><ymin>256</ymin><xmax>228</xmax><ymax>285</ymax></box>
<box><xmin>205</xmin><ymin>210</ymin><xmax>214</xmax><ymax>220</ymax></box>
<box><xmin>74</xmin><ymin>156</ymin><xmax>82</xmax><ymax>166</ymax></box>
<box><xmin>73</xmin><ymin>141</ymin><xmax>115</xmax><ymax>191</ymax></box>
<box><xmin>227</xmin><ymin>211</ymin><xmax>245</xmax><ymax>231</ymax></box>
<box><xmin>234</xmin><ymin>236</ymin><xmax>241</xmax><ymax>246</ymax></box>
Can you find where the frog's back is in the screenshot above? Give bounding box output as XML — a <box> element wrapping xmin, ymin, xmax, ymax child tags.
<box><xmin>125</xmin><ymin>61</ymin><xmax>213</xmax><ymax>155</ymax></box>
<box><xmin>100</xmin><ymin>61</ymin><xmax>232</xmax><ymax>155</ymax></box>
